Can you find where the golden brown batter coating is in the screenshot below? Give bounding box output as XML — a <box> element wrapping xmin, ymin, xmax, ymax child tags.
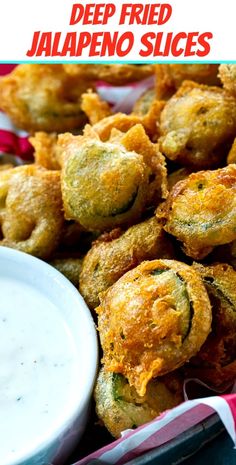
<box><xmin>60</xmin><ymin>125</ymin><xmax>167</xmax><ymax>231</ymax></box>
<box><xmin>91</xmin><ymin>98</ymin><xmax>165</xmax><ymax>142</ymax></box>
<box><xmin>133</xmin><ymin>89</ymin><xmax>156</xmax><ymax>116</ymax></box>
<box><xmin>64</xmin><ymin>64</ymin><xmax>154</xmax><ymax>85</ymax></box>
<box><xmin>0</xmin><ymin>64</ymin><xmax>153</xmax><ymax>134</ymax></box>
<box><xmin>79</xmin><ymin>217</ymin><xmax>174</xmax><ymax>309</ymax></box>
<box><xmin>0</xmin><ymin>165</ymin><xmax>63</xmax><ymax>258</ymax></box>
<box><xmin>81</xmin><ymin>92</ymin><xmax>112</xmax><ymax>125</ymax></box>
<box><xmin>95</xmin><ymin>368</ymin><xmax>183</xmax><ymax>437</ymax></box>
<box><xmin>219</xmin><ymin>64</ymin><xmax>236</xmax><ymax>97</ymax></box>
<box><xmin>227</xmin><ymin>138</ymin><xmax>236</xmax><ymax>165</ymax></box>
<box><xmin>30</xmin><ymin>132</ymin><xmax>62</xmax><ymax>170</ymax></box>
<box><xmin>155</xmin><ymin>64</ymin><xmax>220</xmax><ymax>100</ymax></box>
<box><xmin>159</xmin><ymin>165</ymin><xmax>236</xmax><ymax>260</ymax></box>
<box><xmin>229</xmin><ymin>240</ymin><xmax>236</xmax><ymax>270</ymax></box>
<box><xmin>167</xmin><ymin>168</ymin><xmax>192</xmax><ymax>191</ymax></box>
<box><xmin>186</xmin><ymin>263</ymin><xmax>236</xmax><ymax>387</ymax></box>
<box><xmin>0</xmin><ymin>64</ymin><xmax>89</xmax><ymax>133</ymax></box>
<box><xmin>97</xmin><ymin>259</ymin><xmax>211</xmax><ymax>396</ymax></box>
<box><xmin>159</xmin><ymin>81</ymin><xmax>236</xmax><ymax>168</ymax></box>
<box><xmin>91</xmin><ymin>112</ymin><xmax>145</xmax><ymax>141</ymax></box>
<box><xmin>50</xmin><ymin>257</ymin><xmax>83</xmax><ymax>288</ymax></box>
<box><xmin>115</xmin><ymin>124</ymin><xmax>168</xmax><ymax>206</ymax></box>
<box><xmin>60</xmin><ymin>128</ymin><xmax>147</xmax><ymax>231</ymax></box>
<box><xmin>0</xmin><ymin>164</ymin><xmax>14</xmax><ymax>172</ymax></box>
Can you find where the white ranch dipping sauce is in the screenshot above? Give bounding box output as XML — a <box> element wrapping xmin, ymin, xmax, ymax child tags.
<box><xmin>0</xmin><ymin>276</ymin><xmax>81</xmax><ymax>465</ymax></box>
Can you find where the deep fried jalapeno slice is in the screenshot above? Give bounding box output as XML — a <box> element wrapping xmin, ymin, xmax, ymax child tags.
<box><xmin>186</xmin><ymin>263</ymin><xmax>236</xmax><ymax>387</ymax></box>
<box><xmin>95</xmin><ymin>367</ymin><xmax>183</xmax><ymax>438</ymax></box>
<box><xmin>159</xmin><ymin>81</ymin><xmax>236</xmax><ymax>168</ymax></box>
<box><xmin>50</xmin><ymin>258</ymin><xmax>83</xmax><ymax>288</ymax></box>
<box><xmin>219</xmin><ymin>64</ymin><xmax>236</xmax><ymax>97</ymax></box>
<box><xmin>60</xmin><ymin>125</ymin><xmax>167</xmax><ymax>231</ymax></box>
<box><xmin>97</xmin><ymin>259</ymin><xmax>211</xmax><ymax>396</ymax></box>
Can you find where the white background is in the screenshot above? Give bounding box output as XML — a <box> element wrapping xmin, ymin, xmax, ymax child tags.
<box><xmin>0</xmin><ymin>0</ymin><xmax>235</xmax><ymax>62</ymax></box>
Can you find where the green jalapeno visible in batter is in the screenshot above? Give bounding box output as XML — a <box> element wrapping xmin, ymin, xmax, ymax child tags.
<box><xmin>94</xmin><ymin>368</ymin><xmax>183</xmax><ymax>438</ymax></box>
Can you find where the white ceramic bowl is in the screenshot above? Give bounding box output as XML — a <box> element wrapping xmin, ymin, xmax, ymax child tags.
<box><xmin>0</xmin><ymin>246</ymin><xmax>98</xmax><ymax>465</ymax></box>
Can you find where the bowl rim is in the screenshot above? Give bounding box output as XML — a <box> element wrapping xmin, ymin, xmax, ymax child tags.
<box><xmin>0</xmin><ymin>246</ymin><xmax>98</xmax><ymax>465</ymax></box>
